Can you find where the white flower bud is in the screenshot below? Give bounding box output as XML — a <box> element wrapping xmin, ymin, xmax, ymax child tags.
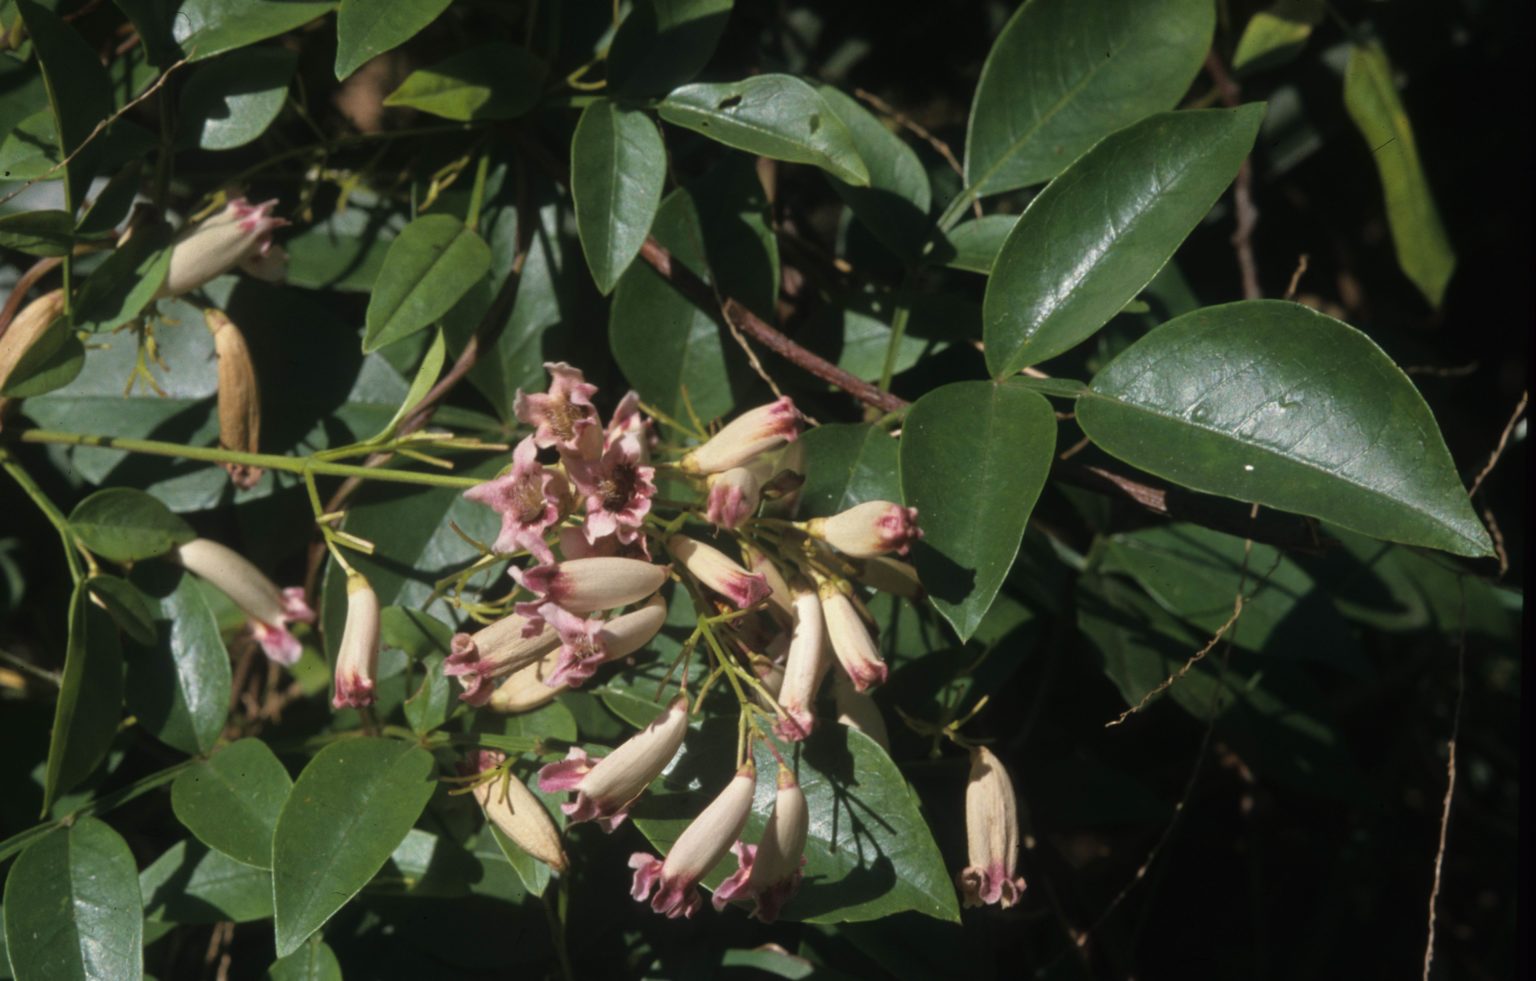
<box><xmin>537</xmin><ymin>692</ymin><xmax>689</xmax><ymax>831</ymax></box>
<box><xmin>818</xmin><ymin>577</ymin><xmax>887</xmax><ymax>691</ymax></box>
<box><xmin>331</xmin><ymin>573</ymin><xmax>380</xmax><ymax>709</ymax></box>
<box><xmin>159</xmin><ymin>198</ymin><xmax>288</xmax><ymax>298</ymax></box>
<box><xmin>773</xmin><ymin>584</ymin><xmax>828</xmax><ymax>742</ymax></box>
<box><xmin>804</xmin><ymin>500</ymin><xmax>922</xmax><ymax>558</ymax></box>
<box><xmin>669</xmin><ymin>536</ymin><xmax>770</xmax><ymax>610</ymax></box>
<box><xmin>680</xmin><ymin>397</ymin><xmax>801</xmax><ymax>474</ymax></box>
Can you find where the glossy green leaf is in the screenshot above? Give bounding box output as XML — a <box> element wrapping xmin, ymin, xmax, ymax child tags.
<box><xmin>0</xmin><ymin>317</ymin><xmax>83</xmax><ymax>399</ymax></box>
<box><xmin>70</xmin><ymin>222</ymin><xmax>173</xmax><ymax>333</ymax></box>
<box><xmin>1075</xmin><ymin>300</ymin><xmax>1492</xmax><ymax>557</ymax></box>
<box><xmin>609</xmin><ymin>156</ymin><xmax>778</xmax><ymax>425</ymax></box>
<box><xmin>364</xmin><ymin>214</ymin><xmax>491</xmax><ymax>352</ymax></box>
<box><xmin>140</xmin><ymin>839</ymin><xmax>273</xmax><ymax>923</ymax></box>
<box><xmin>607</xmin><ymin>0</ymin><xmax>732</xmax><ymax>97</ymax></box>
<box><xmin>1232</xmin><ymin>0</ymin><xmax>1322</xmax><ymax>75</ymax></box>
<box><xmin>177</xmin><ymin>47</ymin><xmax>297</xmax><ymax>150</ymax></box>
<box><xmin>983</xmin><ymin>106</ymin><xmax>1264</xmax><ymax>376</ymax></box>
<box><xmin>0</xmin><ymin>210</ymin><xmax>75</xmax><ymax>256</ymax></box>
<box><xmin>797</xmin><ymin>423</ymin><xmax>901</xmax><ymax>519</ymax></box>
<box><xmin>571</xmin><ymin>98</ymin><xmax>666</xmax><ymax>295</ymax></box>
<box><xmin>67</xmin><ymin>487</ymin><xmax>194</xmax><ymax>561</ymax></box>
<box><xmin>1343</xmin><ymin>43</ymin><xmax>1456</xmax><ymax>308</ymax></box>
<box><xmin>16</xmin><ymin>0</ymin><xmax>115</xmax><ymax>205</ymax></box>
<box><xmin>962</xmin><ymin>0</ymin><xmax>1213</xmax><ymax>202</ymax></box>
<box><xmin>370</xmin><ymin>327</ymin><xmax>445</xmax><ymax>441</ymax></box>
<box><xmin>659</xmin><ymin>76</ymin><xmax>871</xmax><ymax>186</ymax></box>
<box><xmin>85</xmin><ymin>574</ymin><xmax>157</xmax><ymax>645</ymax></box>
<box><xmin>816</xmin><ymin>85</ymin><xmax>932</xmax><ymax>261</ymax></box>
<box><xmin>171</xmin><ymin>738</ymin><xmax>293</xmax><ymax>869</ymax></box>
<box><xmin>271</xmin><ymin>738</ymin><xmax>438</xmax><ymax>956</ymax></box>
<box><xmin>899</xmin><ymin>381</ymin><xmax>1057</xmax><ymax>640</ymax></box>
<box><xmin>124</xmin><ymin>567</ymin><xmax>230</xmax><ymax>754</ymax></box>
<box><xmin>262</xmin><ymin>939</ymin><xmax>342</xmax><ymax>981</ymax></box>
<box><xmin>173</xmin><ymin>0</ymin><xmax>336</xmax><ymax>62</ymax></box>
<box><xmin>402</xmin><ymin>654</ymin><xmax>452</xmax><ymax>734</ymax></box>
<box><xmin>43</xmin><ymin>586</ymin><xmax>124</xmax><ymax>813</ymax></box>
<box><xmin>382</xmin><ymin>44</ymin><xmax>544</xmax><ymax>121</ymax></box>
<box><xmin>335</xmin><ymin>0</ymin><xmax>451</xmax><ymax>79</ymax></box>
<box><xmin>933</xmin><ymin>214</ymin><xmax>1016</xmax><ymax>274</ymax></box>
<box><xmin>1</xmin><ymin>819</ymin><xmax>142</xmax><ymax>981</ymax></box>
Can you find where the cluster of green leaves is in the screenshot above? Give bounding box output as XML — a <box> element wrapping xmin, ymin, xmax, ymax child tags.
<box><xmin>0</xmin><ymin>0</ymin><xmax>1517</xmax><ymax>978</ymax></box>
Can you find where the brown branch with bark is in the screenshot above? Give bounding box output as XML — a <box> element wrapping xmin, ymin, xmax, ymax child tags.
<box><xmin>1204</xmin><ymin>50</ymin><xmax>1262</xmax><ymax>301</ymax></box>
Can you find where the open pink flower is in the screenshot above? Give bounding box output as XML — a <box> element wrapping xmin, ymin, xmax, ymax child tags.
<box><xmin>630</xmin><ymin>762</ymin><xmax>758</xmax><ymax>918</ymax></box>
<box><xmin>567</xmin><ymin>433</ymin><xmax>656</xmax><ymax>545</ymax></box>
<box><xmin>713</xmin><ymin>767</ymin><xmax>808</xmax><ymax>922</ymax></box>
<box><xmin>540</xmin><ymin>602</ymin><xmax>608</xmax><ymax>688</ymax></box>
<box><xmin>463</xmin><ymin>437</ymin><xmax>566</xmax><ymax>563</ymax></box>
<box><xmin>514</xmin><ymin>362</ymin><xmax>599</xmax><ymax>453</ymax></box>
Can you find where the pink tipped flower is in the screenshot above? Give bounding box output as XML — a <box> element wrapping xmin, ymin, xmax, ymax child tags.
<box><xmin>831</xmin><ymin>669</ymin><xmax>890</xmax><ymax>750</ymax></box>
<box><xmin>958</xmin><ymin>745</ymin><xmax>1027</xmax><ymax>909</ymax></box>
<box><xmin>567</xmin><ymin>433</ymin><xmax>656</xmax><ymax>545</ymax></box>
<box><xmin>465</xmin><ymin>750</ymin><xmax>568</xmax><ymax>874</ymax></box>
<box><xmin>540</xmin><ymin>603</ymin><xmax>609</xmax><ymax>688</ymax></box>
<box><xmin>331</xmin><ymin>573</ymin><xmax>380</xmax><ymax>709</ymax></box>
<box><xmin>462</xmin><ymin>436</ymin><xmax>567</xmax><ymax>563</ymax></box>
<box><xmin>852</xmin><ymin>555</ymin><xmax>925</xmax><ymax>600</ymax></box>
<box><xmin>680</xmin><ymin>397</ymin><xmax>802</xmax><ymax>474</ymax></box>
<box><xmin>605</xmin><ymin>390</ymin><xmax>653</xmax><ymax>461</ymax></box>
<box><xmin>446</xmin><ymin>612</ymin><xmax>559</xmax><ymax>705</ymax></box>
<box><xmin>713</xmin><ymin>766</ymin><xmax>808</xmax><ymax>921</ymax></box>
<box><xmin>174</xmin><ymin>538</ymin><xmax>314</xmax><ymax>665</ymax></box>
<box><xmin>818</xmin><ymin>577</ymin><xmax>887</xmax><ymax>692</ymax></box>
<box><xmin>159</xmin><ymin>197</ymin><xmax>289</xmax><ymax>298</ymax></box>
<box><xmin>538</xmin><ymin>694</ymin><xmax>689</xmax><ymax>831</ymax></box>
<box><xmin>489</xmin><ymin>595</ymin><xmax>667</xmax><ymax>712</ymax></box>
<box><xmin>668</xmin><ymin>536</ymin><xmax>770</xmax><ymax>610</ymax></box>
<box><xmin>805</xmin><ymin>501</ymin><xmax>922</xmax><ymax>558</ymax></box>
<box><xmin>773</xmin><ymin>584</ymin><xmax>829</xmax><ymax>743</ymax></box>
<box><xmin>742</xmin><ymin>545</ymin><xmax>793</xmax><ymax>625</ymax></box>
<box><xmin>629</xmin><ymin>761</ymin><xmax>757</xmax><ymax>918</ymax></box>
<box><xmin>510</xmin><ymin>557</ymin><xmax>667</xmax><ymax>629</ymax></box>
<box><xmin>514</xmin><ymin>362</ymin><xmax>599</xmax><ymax>453</ymax></box>
<box><xmin>704</xmin><ymin>467</ymin><xmax>761</xmax><ymax>529</ymax></box>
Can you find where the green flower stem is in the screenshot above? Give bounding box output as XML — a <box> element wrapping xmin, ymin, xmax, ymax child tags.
<box><xmin>19</xmin><ymin>430</ymin><xmax>485</xmax><ymax>490</ymax></box>
<box><xmin>0</xmin><ymin>449</ymin><xmax>85</xmax><ymax>582</ymax></box>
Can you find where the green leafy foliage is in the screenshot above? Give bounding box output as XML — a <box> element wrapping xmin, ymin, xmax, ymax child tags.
<box><xmin>124</xmin><ymin>566</ymin><xmax>231</xmax><ymax>754</ymax></box>
<box><xmin>1232</xmin><ymin>0</ymin><xmax>1323</xmax><ymax>74</ymax></box>
<box><xmin>571</xmin><ymin>98</ymin><xmax>667</xmax><ymax>294</ymax></box>
<box><xmin>67</xmin><ymin>487</ymin><xmax>195</xmax><ymax>561</ymax></box>
<box><xmin>606</xmin><ymin>0</ymin><xmax>734</xmax><ymax>98</ymax></box>
<box><xmin>172</xmin><ymin>0</ymin><xmax>336</xmax><ymax>62</ymax></box>
<box><xmin>15</xmin><ymin>0</ymin><xmax>114</xmax><ymax>205</ymax></box>
<box><xmin>334</xmin><ymin>0</ymin><xmax>452</xmax><ymax>80</ymax></box>
<box><xmin>364</xmin><ymin>214</ymin><xmax>492</xmax><ymax>352</ymax></box>
<box><xmin>171</xmin><ymin>738</ymin><xmax>294</xmax><ymax>869</ymax></box>
<box><xmin>42</xmin><ymin>586</ymin><xmax>124</xmax><ymax>812</ymax></box>
<box><xmin>383</xmin><ymin>44</ymin><xmax>545</xmax><ymax>121</ymax></box>
<box><xmin>0</xmin><ymin>210</ymin><xmax>76</xmax><ymax>256</ymax></box>
<box><xmin>797</xmin><ymin>422</ymin><xmax>901</xmax><ymax>519</ymax></box>
<box><xmin>178</xmin><ymin>47</ymin><xmax>298</xmax><ymax>150</ymax></box>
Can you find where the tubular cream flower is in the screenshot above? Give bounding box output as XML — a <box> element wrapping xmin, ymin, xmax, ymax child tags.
<box><xmin>446</xmin><ymin>612</ymin><xmax>560</xmax><ymax>705</ymax></box>
<box><xmin>679</xmin><ymin>397</ymin><xmax>801</xmax><ymax>474</ymax></box>
<box><xmin>957</xmin><ymin>745</ymin><xmax>1027</xmax><ymax>909</ymax></box>
<box><xmin>174</xmin><ymin>538</ymin><xmax>313</xmax><ymax>665</ymax></box>
<box><xmin>463</xmin><ymin>436</ymin><xmax>567</xmax><ymax>563</ymax></box>
<box><xmin>804</xmin><ymin>501</ymin><xmax>922</xmax><ymax>558</ymax></box>
<box><xmin>567</xmin><ymin>433</ymin><xmax>656</xmax><ymax>544</ymax></box>
<box><xmin>831</xmin><ymin>669</ymin><xmax>890</xmax><ymax>749</ymax></box>
<box><xmin>818</xmin><ymin>577</ymin><xmax>887</xmax><ymax>691</ymax></box>
<box><xmin>510</xmin><ymin>557</ymin><xmax>667</xmax><ymax>627</ymax></box>
<box><xmin>668</xmin><ymin>536</ymin><xmax>770</xmax><ymax>610</ymax></box>
<box><xmin>629</xmin><ymin>762</ymin><xmax>757</xmax><ymax>919</ymax></box>
<box><xmin>537</xmin><ymin>692</ymin><xmax>689</xmax><ymax>831</ymax></box>
<box><xmin>852</xmin><ymin>555</ymin><xmax>925</xmax><ymax>601</ymax></box>
<box><xmin>513</xmin><ymin>362</ymin><xmax>599</xmax><ymax>453</ymax></box>
<box><xmin>704</xmin><ymin>466</ymin><xmax>761</xmax><ymax>529</ymax></box>
<box><xmin>159</xmin><ymin>197</ymin><xmax>289</xmax><ymax>298</ymax></box>
<box><xmin>331</xmin><ymin>573</ymin><xmax>380</xmax><ymax>709</ymax></box>
<box><xmin>466</xmin><ymin>750</ymin><xmax>568</xmax><ymax>874</ymax></box>
<box><xmin>742</xmin><ymin>545</ymin><xmax>793</xmax><ymax>625</ymax></box>
<box><xmin>713</xmin><ymin>766</ymin><xmax>808</xmax><ymax>922</ymax></box>
<box><xmin>487</xmin><ymin>596</ymin><xmax>666</xmax><ymax>712</ymax></box>
<box><xmin>205</xmin><ymin>310</ymin><xmax>263</xmax><ymax>489</ymax></box>
<box><xmin>773</xmin><ymin>584</ymin><xmax>829</xmax><ymax>742</ymax></box>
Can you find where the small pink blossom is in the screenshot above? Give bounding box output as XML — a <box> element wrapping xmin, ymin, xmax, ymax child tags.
<box><xmin>958</xmin><ymin>746</ymin><xmax>1027</xmax><ymax>909</ymax></box>
<box><xmin>567</xmin><ymin>434</ymin><xmax>656</xmax><ymax>545</ymax></box>
<box><xmin>331</xmin><ymin>573</ymin><xmax>380</xmax><ymax>709</ymax></box>
<box><xmin>175</xmin><ymin>539</ymin><xmax>313</xmax><ymax>666</ymax></box>
<box><xmin>540</xmin><ymin>602</ymin><xmax>609</xmax><ymax>688</ymax></box>
<box><xmin>514</xmin><ymin>362</ymin><xmax>599</xmax><ymax>453</ymax></box>
<box><xmin>605</xmin><ymin>390</ymin><xmax>653</xmax><ymax>461</ymax></box>
<box><xmin>462</xmin><ymin>437</ymin><xmax>566</xmax><ymax>563</ymax></box>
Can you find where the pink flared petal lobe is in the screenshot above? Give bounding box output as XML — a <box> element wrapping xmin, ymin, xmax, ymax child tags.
<box><xmin>536</xmin><ymin>748</ymin><xmax>596</xmax><ymax>792</ymax></box>
<box><xmin>280</xmin><ymin>587</ymin><xmax>315</xmax><ymax>623</ymax></box>
<box><xmin>252</xmin><ymin>621</ymin><xmax>301</xmax><ymax>665</ymax></box>
<box><xmin>330</xmin><ymin>673</ymin><xmax>375</xmax><ymax>709</ymax></box>
<box><xmin>844</xmin><ymin>657</ymin><xmax>889</xmax><ymax>692</ymax></box>
<box><xmin>772</xmin><ymin>706</ymin><xmax>816</xmax><ymax>743</ymax></box>
<box><xmin>752</xmin><ymin>867</ymin><xmax>804</xmax><ymax>923</ymax></box>
<box><xmin>629</xmin><ymin>853</ymin><xmax>664</xmax><ymax>901</ymax></box>
<box><xmin>651</xmin><ymin>876</ymin><xmax>702</xmax><ymax>919</ymax></box>
<box><xmin>711</xmin><ymin>842</ymin><xmax>757</xmax><ymax>911</ymax></box>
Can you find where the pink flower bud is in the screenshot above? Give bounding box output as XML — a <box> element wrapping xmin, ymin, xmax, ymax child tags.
<box><xmin>446</xmin><ymin>612</ymin><xmax>560</xmax><ymax>706</ymax></box>
<box><xmin>704</xmin><ymin>466</ymin><xmax>762</xmax><ymax>529</ymax></box>
<box><xmin>604</xmin><ymin>390</ymin><xmax>653</xmax><ymax>461</ymax></box>
<box><xmin>957</xmin><ymin>745</ymin><xmax>1027</xmax><ymax>909</ymax></box>
<box><xmin>159</xmin><ymin>198</ymin><xmax>289</xmax><ymax>298</ymax></box>
<box><xmin>510</xmin><ymin>557</ymin><xmax>667</xmax><ymax>621</ymax></box>
<box><xmin>668</xmin><ymin>536</ymin><xmax>770</xmax><ymax>610</ymax></box>
<box><xmin>537</xmin><ymin>692</ymin><xmax>688</xmax><ymax>831</ymax></box>
<box><xmin>852</xmin><ymin>555</ymin><xmax>925</xmax><ymax>600</ymax></box>
<box><xmin>742</xmin><ymin>545</ymin><xmax>793</xmax><ymax>624</ymax></box>
<box><xmin>629</xmin><ymin>761</ymin><xmax>757</xmax><ymax>918</ymax></box>
<box><xmin>513</xmin><ymin>362</ymin><xmax>600</xmax><ymax>453</ymax></box>
<box><xmin>818</xmin><ymin>578</ymin><xmax>887</xmax><ymax>691</ymax></box>
<box><xmin>331</xmin><ymin>573</ymin><xmax>380</xmax><ymax>709</ymax></box>
<box><xmin>773</xmin><ymin>584</ymin><xmax>829</xmax><ymax>742</ymax></box>
<box><xmin>805</xmin><ymin>501</ymin><xmax>922</xmax><ymax>558</ymax></box>
<box><xmin>680</xmin><ymin>397</ymin><xmax>801</xmax><ymax>474</ymax></box>
<box><xmin>465</xmin><ymin>750</ymin><xmax>567</xmax><ymax>874</ymax></box>
<box><xmin>174</xmin><ymin>538</ymin><xmax>313</xmax><ymax>665</ymax></box>
<box><xmin>713</xmin><ymin>766</ymin><xmax>808</xmax><ymax>921</ymax></box>
<box><xmin>463</xmin><ymin>436</ymin><xmax>569</xmax><ymax>563</ymax></box>
<box><xmin>831</xmin><ymin>669</ymin><xmax>890</xmax><ymax>750</ymax></box>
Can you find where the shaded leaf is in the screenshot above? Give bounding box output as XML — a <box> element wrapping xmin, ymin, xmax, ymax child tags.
<box><xmin>178</xmin><ymin>47</ymin><xmax>297</xmax><ymax>150</ymax></box>
<box><xmin>797</xmin><ymin>423</ymin><xmax>901</xmax><ymax>519</ymax></box>
<box><xmin>140</xmin><ymin>839</ymin><xmax>273</xmax><ymax>923</ymax></box>
<box><xmin>0</xmin><ymin>317</ymin><xmax>83</xmax><ymax>399</ymax></box>
<box><xmin>124</xmin><ymin>566</ymin><xmax>231</xmax><ymax>754</ymax></box>
<box><xmin>1233</xmin><ymin>0</ymin><xmax>1323</xmax><ymax>75</ymax></box>
<box><xmin>335</xmin><ymin>0</ymin><xmax>452</xmax><ymax>80</ymax></box>
<box><xmin>383</xmin><ymin>44</ymin><xmax>544</xmax><ymax>121</ymax></box>
<box><xmin>171</xmin><ymin>737</ymin><xmax>293</xmax><ymax>869</ymax></box>
<box><xmin>43</xmin><ymin>586</ymin><xmax>124</xmax><ymax>812</ymax></box>
<box><xmin>0</xmin><ymin>210</ymin><xmax>75</xmax><ymax>257</ymax></box>
<box><xmin>933</xmin><ymin>214</ymin><xmax>1016</xmax><ymax>274</ymax></box>
<box><xmin>364</xmin><ymin>214</ymin><xmax>491</xmax><ymax>352</ymax></box>
<box><xmin>85</xmin><ymin>574</ymin><xmax>157</xmax><ymax>645</ymax></box>
<box><xmin>68</xmin><ymin>487</ymin><xmax>194</xmax><ymax>561</ymax></box>
<box><xmin>816</xmin><ymin>85</ymin><xmax>932</xmax><ymax>262</ymax></box>
<box><xmin>173</xmin><ymin>0</ymin><xmax>336</xmax><ymax>62</ymax></box>
<box><xmin>15</xmin><ymin>0</ymin><xmax>115</xmax><ymax>204</ymax></box>
<box><xmin>70</xmin><ymin>221</ymin><xmax>173</xmax><ymax>334</ymax></box>
<box><xmin>262</xmin><ymin>939</ymin><xmax>343</xmax><ymax>981</ymax></box>
<box><xmin>607</xmin><ymin>0</ymin><xmax>733</xmax><ymax>98</ymax></box>
<box><xmin>571</xmin><ymin>98</ymin><xmax>667</xmax><ymax>294</ymax></box>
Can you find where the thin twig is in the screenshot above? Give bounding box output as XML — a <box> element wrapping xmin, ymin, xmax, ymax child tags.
<box><xmin>1105</xmin><ymin>597</ymin><xmax>1243</xmax><ymax>728</ymax></box>
<box><xmin>1422</xmin><ymin>581</ymin><xmax>1466</xmax><ymax>981</ymax></box>
<box><xmin>1482</xmin><ymin>506</ymin><xmax>1508</xmax><ymax>577</ymax></box>
<box><xmin>852</xmin><ymin>87</ymin><xmax>978</xmax><ymax>219</ymax></box>
<box><xmin>1204</xmin><ymin>51</ymin><xmax>1261</xmax><ymax>300</ymax></box>
<box><xmin>1283</xmin><ymin>254</ymin><xmax>1309</xmax><ymax>300</ymax></box>
<box><xmin>1467</xmin><ymin>389</ymin><xmax>1527</xmax><ymax>497</ymax></box>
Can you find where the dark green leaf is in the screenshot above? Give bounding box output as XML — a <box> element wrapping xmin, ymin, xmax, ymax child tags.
<box><xmin>177</xmin><ymin>47</ymin><xmax>297</xmax><ymax>150</ymax></box>
<box><xmin>1075</xmin><ymin>300</ymin><xmax>1492</xmax><ymax>557</ymax></box>
<box><xmin>1</xmin><ymin>819</ymin><xmax>142</xmax><ymax>981</ymax></box>
<box><xmin>43</xmin><ymin>586</ymin><xmax>124</xmax><ymax>813</ymax></box>
<box><xmin>271</xmin><ymin>738</ymin><xmax>438</xmax><ymax>956</ymax></box>
<box><xmin>140</xmin><ymin>839</ymin><xmax>273</xmax><ymax>923</ymax></box>
<box><xmin>78</xmin><ymin>162</ymin><xmax>145</xmax><ymax>236</ymax></box>
<box><xmin>171</xmin><ymin>737</ymin><xmax>293</xmax><ymax>869</ymax></box>
<box><xmin>607</xmin><ymin>0</ymin><xmax>733</xmax><ymax>98</ymax></box>
<box><xmin>16</xmin><ymin>0</ymin><xmax>115</xmax><ymax>205</ymax></box>
<box><xmin>983</xmin><ymin>106</ymin><xmax>1264</xmax><ymax>376</ymax></box>
<box><xmin>125</xmin><ymin>566</ymin><xmax>231</xmax><ymax>754</ymax></box>
<box><xmin>85</xmin><ymin>574</ymin><xmax>157</xmax><ymax>645</ymax></box>
<box><xmin>382</xmin><ymin>44</ymin><xmax>544</xmax><ymax>121</ymax></box>
<box><xmin>364</xmin><ymin>214</ymin><xmax>491</xmax><ymax>352</ymax></box>
<box><xmin>262</xmin><ymin>939</ymin><xmax>343</xmax><ymax>981</ymax></box>
<box><xmin>899</xmin><ymin>381</ymin><xmax>1057</xmax><ymax>640</ymax></box>
<box><xmin>1343</xmin><ymin>43</ymin><xmax>1455</xmax><ymax>308</ymax></box>
<box><xmin>173</xmin><ymin>0</ymin><xmax>336</xmax><ymax>62</ymax></box>
<box><xmin>0</xmin><ymin>316</ymin><xmax>83</xmax><ymax>398</ymax></box>
<box><xmin>797</xmin><ymin>423</ymin><xmax>901</xmax><ymax>519</ymax></box>
<box><xmin>403</xmin><ymin>654</ymin><xmax>452</xmax><ymax>734</ymax></box>
<box><xmin>933</xmin><ymin>214</ymin><xmax>1016</xmax><ymax>274</ymax></box>
<box><xmin>71</xmin><ymin>222</ymin><xmax>173</xmax><ymax>333</ymax></box>
<box><xmin>379</xmin><ymin>606</ymin><xmax>453</xmax><ymax>660</ymax></box>
<box><xmin>571</xmin><ymin>98</ymin><xmax>666</xmax><ymax>294</ymax></box>
<box><xmin>816</xmin><ymin>85</ymin><xmax>931</xmax><ymax>261</ymax></box>
<box><xmin>659</xmin><ymin>75</ymin><xmax>871</xmax><ymax>186</ymax></box>
<box><xmin>0</xmin><ymin>210</ymin><xmax>74</xmax><ymax>256</ymax></box>
<box><xmin>962</xmin><ymin>0</ymin><xmax>1213</xmax><ymax>201</ymax></box>
<box><xmin>0</xmin><ymin>110</ymin><xmax>62</xmax><ymax>181</ymax></box>
<box><xmin>335</xmin><ymin>0</ymin><xmax>451</xmax><ymax>80</ymax></box>
<box><xmin>68</xmin><ymin>487</ymin><xmax>194</xmax><ymax>561</ymax></box>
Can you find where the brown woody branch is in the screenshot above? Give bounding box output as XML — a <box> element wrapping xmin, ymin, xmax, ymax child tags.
<box><xmin>1204</xmin><ymin>50</ymin><xmax>1262</xmax><ymax>301</ymax></box>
